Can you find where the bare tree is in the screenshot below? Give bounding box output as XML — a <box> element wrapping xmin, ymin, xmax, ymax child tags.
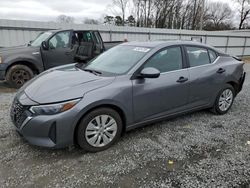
<box><xmin>199</xmin><ymin>0</ymin><xmax>205</xmax><ymax>30</ymax></box>
<box><xmin>190</xmin><ymin>0</ymin><xmax>205</xmax><ymax>30</ymax></box>
<box><xmin>133</xmin><ymin>0</ymin><xmax>142</xmax><ymax>26</ymax></box>
<box><xmin>237</xmin><ymin>0</ymin><xmax>250</xmax><ymax>29</ymax></box>
<box><xmin>105</xmin><ymin>0</ymin><xmax>239</xmax><ymax>30</ymax></box>
<box><xmin>179</xmin><ymin>0</ymin><xmax>192</xmax><ymax>29</ymax></box>
<box><xmin>154</xmin><ymin>0</ymin><xmax>175</xmax><ymax>28</ymax></box>
<box><xmin>112</xmin><ymin>0</ymin><xmax>129</xmax><ymax>26</ymax></box>
<box><xmin>57</xmin><ymin>15</ymin><xmax>74</xmax><ymax>24</ymax></box>
<box><xmin>206</xmin><ymin>2</ymin><xmax>232</xmax><ymax>28</ymax></box>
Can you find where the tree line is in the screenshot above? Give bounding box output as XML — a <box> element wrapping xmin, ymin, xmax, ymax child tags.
<box><xmin>57</xmin><ymin>0</ymin><xmax>250</xmax><ymax>30</ymax></box>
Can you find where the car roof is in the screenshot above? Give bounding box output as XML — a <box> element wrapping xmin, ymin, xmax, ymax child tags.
<box><xmin>47</xmin><ymin>29</ymin><xmax>97</xmax><ymax>33</ymax></box>
<box><xmin>121</xmin><ymin>40</ymin><xmax>217</xmax><ymax>51</ymax></box>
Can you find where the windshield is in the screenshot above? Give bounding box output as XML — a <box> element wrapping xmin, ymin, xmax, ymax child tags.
<box><xmin>84</xmin><ymin>45</ymin><xmax>151</xmax><ymax>75</ymax></box>
<box><xmin>30</xmin><ymin>32</ymin><xmax>53</xmax><ymax>47</ymax></box>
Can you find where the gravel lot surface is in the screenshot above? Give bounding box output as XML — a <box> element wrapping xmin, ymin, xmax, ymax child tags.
<box><xmin>0</xmin><ymin>64</ymin><xmax>250</xmax><ymax>188</ymax></box>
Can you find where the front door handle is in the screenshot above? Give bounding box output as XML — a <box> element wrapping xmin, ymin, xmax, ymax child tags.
<box><xmin>217</xmin><ymin>68</ymin><xmax>225</xmax><ymax>74</ymax></box>
<box><xmin>177</xmin><ymin>76</ymin><xmax>188</xmax><ymax>83</ymax></box>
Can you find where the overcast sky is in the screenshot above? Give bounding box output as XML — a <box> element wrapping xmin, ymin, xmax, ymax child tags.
<box><xmin>0</xmin><ymin>0</ymin><xmax>237</xmax><ymax>23</ymax></box>
<box><xmin>0</xmin><ymin>0</ymin><xmax>114</xmax><ymax>23</ymax></box>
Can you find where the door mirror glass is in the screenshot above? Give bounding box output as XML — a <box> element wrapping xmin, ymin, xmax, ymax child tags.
<box><xmin>140</xmin><ymin>67</ymin><xmax>160</xmax><ymax>78</ymax></box>
<box><xmin>41</xmin><ymin>41</ymin><xmax>49</xmax><ymax>50</ymax></box>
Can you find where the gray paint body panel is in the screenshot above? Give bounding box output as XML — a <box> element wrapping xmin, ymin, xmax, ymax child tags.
<box><xmin>11</xmin><ymin>41</ymin><xmax>245</xmax><ymax>148</ymax></box>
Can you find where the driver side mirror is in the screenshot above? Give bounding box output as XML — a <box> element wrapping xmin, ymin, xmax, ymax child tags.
<box><xmin>41</xmin><ymin>41</ymin><xmax>49</xmax><ymax>50</ymax></box>
<box><xmin>139</xmin><ymin>67</ymin><xmax>160</xmax><ymax>79</ymax></box>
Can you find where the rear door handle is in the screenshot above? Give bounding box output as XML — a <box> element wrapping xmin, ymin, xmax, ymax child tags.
<box><xmin>177</xmin><ymin>76</ymin><xmax>188</xmax><ymax>83</ymax></box>
<box><xmin>217</xmin><ymin>68</ymin><xmax>225</xmax><ymax>74</ymax></box>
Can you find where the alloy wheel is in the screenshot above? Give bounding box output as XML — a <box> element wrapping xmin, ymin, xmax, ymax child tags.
<box><xmin>218</xmin><ymin>89</ymin><xmax>233</xmax><ymax>112</ymax></box>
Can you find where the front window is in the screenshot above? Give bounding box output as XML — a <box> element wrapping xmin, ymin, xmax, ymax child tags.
<box><xmin>144</xmin><ymin>46</ymin><xmax>183</xmax><ymax>73</ymax></box>
<box><xmin>30</xmin><ymin>32</ymin><xmax>52</xmax><ymax>47</ymax></box>
<box><xmin>186</xmin><ymin>46</ymin><xmax>210</xmax><ymax>67</ymax></box>
<box><xmin>84</xmin><ymin>45</ymin><xmax>151</xmax><ymax>75</ymax></box>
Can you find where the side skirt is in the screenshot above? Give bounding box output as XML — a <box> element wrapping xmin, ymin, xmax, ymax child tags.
<box><xmin>126</xmin><ymin>105</ymin><xmax>211</xmax><ymax>132</ymax></box>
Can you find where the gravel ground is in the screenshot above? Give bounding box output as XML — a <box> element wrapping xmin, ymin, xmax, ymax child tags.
<box><xmin>0</xmin><ymin>64</ymin><xmax>250</xmax><ymax>188</ymax></box>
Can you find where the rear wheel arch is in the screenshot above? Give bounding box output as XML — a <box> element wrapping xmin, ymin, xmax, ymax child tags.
<box><xmin>73</xmin><ymin>104</ymin><xmax>127</xmax><ymax>145</ymax></box>
<box><xmin>226</xmin><ymin>81</ymin><xmax>239</xmax><ymax>94</ymax></box>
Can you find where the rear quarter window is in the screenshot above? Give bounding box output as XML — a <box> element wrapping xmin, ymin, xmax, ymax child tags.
<box><xmin>208</xmin><ymin>49</ymin><xmax>218</xmax><ymax>63</ymax></box>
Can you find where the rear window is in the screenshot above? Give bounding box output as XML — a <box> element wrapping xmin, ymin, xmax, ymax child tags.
<box><xmin>186</xmin><ymin>46</ymin><xmax>210</xmax><ymax>67</ymax></box>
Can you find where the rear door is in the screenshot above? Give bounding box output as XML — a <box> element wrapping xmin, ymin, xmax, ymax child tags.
<box><xmin>185</xmin><ymin>46</ymin><xmax>223</xmax><ymax>107</ymax></box>
<box><xmin>132</xmin><ymin>46</ymin><xmax>189</xmax><ymax>122</ymax></box>
<box><xmin>41</xmin><ymin>30</ymin><xmax>75</xmax><ymax>69</ymax></box>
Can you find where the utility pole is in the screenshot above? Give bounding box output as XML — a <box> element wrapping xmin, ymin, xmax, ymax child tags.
<box><xmin>200</xmin><ymin>0</ymin><xmax>205</xmax><ymax>30</ymax></box>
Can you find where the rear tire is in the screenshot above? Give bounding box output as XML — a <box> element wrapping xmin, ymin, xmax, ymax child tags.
<box><xmin>76</xmin><ymin>108</ymin><xmax>123</xmax><ymax>152</ymax></box>
<box><xmin>6</xmin><ymin>65</ymin><xmax>34</xmax><ymax>88</ymax></box>
<box><xmin>211</xmin><ymin>84</ymin><xmax>235</xmax><ymax>115</ymax></box>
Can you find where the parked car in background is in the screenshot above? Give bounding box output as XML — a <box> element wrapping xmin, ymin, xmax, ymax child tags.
<box><xmin>0</xmin><ymin>29</ymin><xmax>122</xmax><ymax>88</ymax></box>
<box><xmin>10</xmin><ymin>41</ymin><xmax>245</xmax><ymax>152</ymax></box>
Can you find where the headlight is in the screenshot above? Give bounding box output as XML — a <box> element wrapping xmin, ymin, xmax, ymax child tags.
<box><xmin>30</xmin><ymin>98</ymin><xmax>81</xmax><ymax>115</ymax></box>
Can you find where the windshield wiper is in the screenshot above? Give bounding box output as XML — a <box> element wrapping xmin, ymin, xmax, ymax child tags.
<box><xmin>83</xmin><ymin>69</ymin><xmax>102</xmax><ymax>75</ymax></box>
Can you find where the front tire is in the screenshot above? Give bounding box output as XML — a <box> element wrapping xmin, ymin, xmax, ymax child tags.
<box><xmin>6</xmin><ymin>65</ymin><xmax>34</xmax><ymax>88</ymax></box>
<box><xmin>212</xmin><ymin>84</ymin><xmax>235</xmax><ymax>115</ymax></box>
<box><xmin>76</xmin><ymin>108</ymin><xmax>123</xmax><ymax>152</ymax></box>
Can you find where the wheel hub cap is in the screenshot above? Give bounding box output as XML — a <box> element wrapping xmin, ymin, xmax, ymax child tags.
<box><xmin>85</xmin><ymin>115</ymin><xmax>117</xmax><ymax>147</ymax></box>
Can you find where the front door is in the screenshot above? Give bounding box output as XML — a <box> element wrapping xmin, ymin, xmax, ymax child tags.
<box><xmin>132</xmin><ymin>46</ymin><xmax>189</xmax><ymax>123</ymax></box>
<box><xmin>42</xmin><ymin>30</ymin><xmax>74</xmax><ymax>69</ymax></box>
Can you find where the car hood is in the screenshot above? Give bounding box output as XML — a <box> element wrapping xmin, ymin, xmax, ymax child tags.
<box><xmin>19</xmin><ymin>64</ymin><xmax>115</xmax><ymax>104</ymax></box>
<box><xmin>0</xmin><ymin>45</ymin><xmax>40</xmax><ymax>60</ymax></box>
<box><xmin>0</xmin><ymin>45</ymin><xmax>31</xmax><ymax>54</ymax></box>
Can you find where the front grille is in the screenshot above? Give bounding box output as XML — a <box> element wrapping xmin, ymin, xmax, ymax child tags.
<box><xmin>11</xmin><ymin>100</ymin><xmax>29</xmax><ymax>128</ymax></box>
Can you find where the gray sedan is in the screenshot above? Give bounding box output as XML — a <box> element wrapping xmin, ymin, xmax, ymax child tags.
<box><xmin>10</xmin><ymin>41</ymin><xmax>246</xmax><ymax>152</ymax></box>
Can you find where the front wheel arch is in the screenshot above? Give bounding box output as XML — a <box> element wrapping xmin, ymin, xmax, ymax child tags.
<box><xmin>5</xmin><ymin>61</ymin><xmax>40</xmax><ymax>77</ymax></box>
<box><xmin>73</xmin><ymin>104</ymin><xmax>127</xmax><ymax>146</ymax></box>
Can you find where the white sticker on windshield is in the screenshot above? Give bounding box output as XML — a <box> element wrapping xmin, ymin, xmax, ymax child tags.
<box><xmin>133</xmin><ymin>47</ymin><xmax>150</xmax><ymax>53</ymax></box>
